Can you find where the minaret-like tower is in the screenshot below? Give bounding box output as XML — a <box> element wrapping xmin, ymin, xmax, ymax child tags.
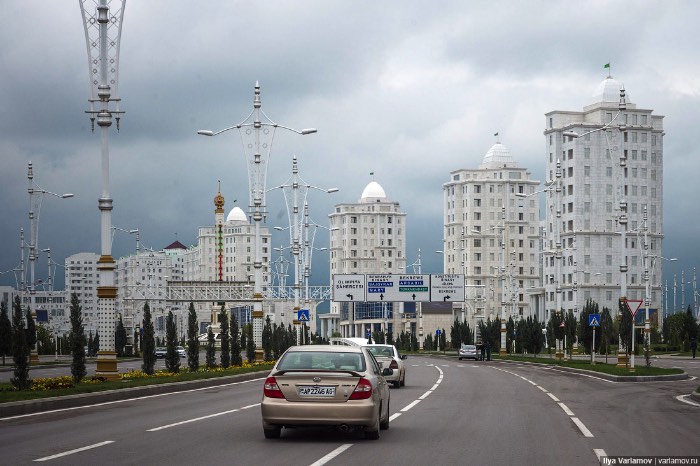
<box><xmin>214</xmin><ymin>180</ymin><xmax>225</xmax><ymax>282</ymax></box>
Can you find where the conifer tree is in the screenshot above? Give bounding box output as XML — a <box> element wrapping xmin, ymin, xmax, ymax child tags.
<box><xmin>69</xmin><ymin>293</ymin><xmax>87</xmax><ymax>383</ymax></box>
<box><xmin>186</xmin><ymin>302</ymin><xmax>199</xmax><ymax>371</ymax></box>
<box><xmin>11</xmin><ymin>295</ymin><xmax>31</xmax><ymax>390</ymax></box>
<box><xmin>165</xmin><ymin>311</ymin><xmax>180</xmax><ymax>373</ymax></box>
<box><xmin>205</xmin><ymin>326</ymin><xmax>216</xmax><ymax>369</ymax></box>
<box><xmin>230</xmin><ymin>312</ymin><xmax>242</xmax><ymax>366</ymax></box>
<box><xmin>93</xmin><ymin>329</ymin><xmax>100</xmax><ymax>356</ymax></box>
<box><xmin>245</xmin><ymin>323</ymin><xmax>256</xmax><ymax>362</ymax></box>
<box><xmin>219</xmin><ymin>305</ymin><xmax>230</xmax><ymax>368</ymax></box>
<box><xmin>115</xmin><ymin>316</ymin><xmax>127</xmax><ymax>357</ymax></box>
<box><xmin>0</xmin><ymin>300</ymin><xmax>12</xmax><ymax>366</ymax></box>
<box><xmin>25</xmin><ymin>309</ymin><xmax>37</xmax><ymax>355</ymax></box>
<box><xmin>141</xmin><ymin>302</ymin><xmax>156</xmax><ymax>375</ymax></box>
<box><xmin>262</xmin><ymin>316</ymin><xmax>272</xmax><ymax>361</ymax></box>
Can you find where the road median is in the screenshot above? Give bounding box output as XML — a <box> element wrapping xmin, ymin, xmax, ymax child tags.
<box><xmin>0</xmin><ymin>370</ymin><xmax>268</xmax><ymax>418</ymax></box>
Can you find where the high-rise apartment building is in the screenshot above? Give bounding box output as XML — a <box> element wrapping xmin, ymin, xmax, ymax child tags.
<box><xmin>542</xmin><ymin>75</ymin><xmax>664</xmax><ymax>320</ymax></box>
<box><xmin>329</xmin><ymin>181</ymin><xmax>407</xmax><ymax>337</ymax></box>
<box><xmin>443</xmin><ymin>141</ymin><xmax>541</xmax><ymax>323</ymax></box>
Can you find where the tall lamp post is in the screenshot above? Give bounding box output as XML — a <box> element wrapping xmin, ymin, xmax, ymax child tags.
<box><xmin>473</xmin><ymin>206</ymin><xmax>507</xmax><ymax>356</ymax></box>
<box><xmin>270</xmin><ymin>155</ymin><xmax>337</xmax><ymax>331</ymax></box>
<box><xmin>80</xmin><ymin>0</ymin><xmax>126</xmax><ymax>380</ymax></box>
<box><xmin>26</xmin><ymin>162</ymin><xmax>74</xmax><ymax>364</ymax></box>
<box><xmin>198</xmin><ymin>82</ymin><xmax>316</xmax><ymax>358</ymax></box>
<box><xmin>563</xmin><ymin>85</ymin><xmax>629</xmax><ymax>367</ymax></box>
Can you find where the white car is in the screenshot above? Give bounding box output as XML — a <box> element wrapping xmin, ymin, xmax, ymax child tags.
<box><xmin>176</xmin><ymin>346</ymin><xmax>187</xmax><ymax>358</ymax></box>
<box><xmin>364</xmin><ymin>344</ymin><xmax>406</xmax><ymax>388</ymax></box>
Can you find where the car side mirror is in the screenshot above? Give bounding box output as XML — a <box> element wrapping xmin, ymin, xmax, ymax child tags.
<box><xmin>382</xmin><ymin>368</ymin><xmax>394</xmax><ymax>377</ymax></box>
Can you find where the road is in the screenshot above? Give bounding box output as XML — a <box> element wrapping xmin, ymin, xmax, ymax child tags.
<box><xmin>1</xmin><ymin>355</ymin><xmax>697</xmax><ymax>465</ymax></box>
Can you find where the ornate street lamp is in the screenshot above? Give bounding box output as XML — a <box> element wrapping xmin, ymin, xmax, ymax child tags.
<box><xmin>79</xmin><ymin>0</ymin><xmax>127</xmax><ymax>380</ymax></box>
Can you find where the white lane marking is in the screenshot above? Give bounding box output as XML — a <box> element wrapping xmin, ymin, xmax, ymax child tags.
<box><xmin>558</xmin><ymin>402</ymin><xmax>575</xmax><ymax>416</ymax></box>
<box><xmin>593</xmin><ymin>449</ymin><xmax>607</xmax><ymax>461</ymax></box>
<box><xmin>401</xmin><ymin>364</ymin><xmax>443</xmax><ymax>413</ymax></box>
<box><xmin>309</xmin><ymin>444</ymin><xmax>354</xmax><ymax>466</ymax></box>
<box><xmin>1</xmin><ymin>378</ymin><xmax>263</xmax><ymax>421</ymax></box>
<box><xmin>491</xmin><ymin>365</ymin><xmax>596</xmax><ymax>438</ymax></box>
<box><xmin>676</xmin><ymin>394</ymin><xmax>700</xmax><ymax>407</ymax></box>
<box><xmin>571</xmin><ymin>417</ymin><xmax>594</xmax><ymax>437</ymax></box>
<box><xmin>471</xmin><ymin>365</ymin><xmax>479</xmax><ymax>368</ymax></box>
<box><xmin>401</xmin><ymin>400</ymin><xmax>421</xmax><ymax>412</ymax></box>
<box><xmin>148</xmin><ymin>403</ymin><xmax>259</xmax><ymax>432</ymax></box>
<box><xmin>389</xmin><ymin>413</ymin><xmax>402</xmax><ymax>422</ymax></box>
<box><xmin>34</xmin><ymin>441</ymin><xmax>114</xmax><ymax>462</ymax></box>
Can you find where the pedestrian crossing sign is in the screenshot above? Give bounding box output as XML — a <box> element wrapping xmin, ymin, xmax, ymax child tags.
<box><xmin>588</xmin><ymin>313</ymin><xmax>601</xmax><ymax>327</ymax></box>
<box><xmin>297</xmin><ymin>309</ymin><xmax>310</xmax><ymax>322</ymax></box>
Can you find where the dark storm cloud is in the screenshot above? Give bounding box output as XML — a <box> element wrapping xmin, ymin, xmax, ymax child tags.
<box><xmin>1</xmin><ymin>1</ymin><xmax>699</xmax><ymax>295</ymax></box>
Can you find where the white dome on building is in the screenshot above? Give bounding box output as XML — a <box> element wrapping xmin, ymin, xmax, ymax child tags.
<box><xmin>591</xmin><ymin>76</ymin><xmax>629</xmax><ymax>104</ymax></box>
<box><xmin>360</xmin><ymin>181</ymin><xmax>387</xmax><ymax>202</ymax></box>
<box><xmin>226</xmin><ymin>206</ymin><xmax>248</xmax><ymax>223</ymax></box>
<box><xmin>479</xmin><ymin>142</ymin><xmax>518</xmax><ymax>169</ymax></box>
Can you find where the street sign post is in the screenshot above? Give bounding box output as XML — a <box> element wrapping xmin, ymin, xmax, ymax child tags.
<box><xmin>366</xmin><ymin>274</ymin><xmax>430</xmax><ymax>302</ymax></box>
<box><xmin>588</xmin><ymin>313</ymin><xmax>601</xmax><ymax>365</ymax></box>
<box><xmin>430</xmin><ymin>274</ymin><xmax>465</xmax><ymax>302</ymax></box>
<box><xmin>332</xmin><ymin>274</ymin><xmax>366</xmax><ymax>302</ymax></box>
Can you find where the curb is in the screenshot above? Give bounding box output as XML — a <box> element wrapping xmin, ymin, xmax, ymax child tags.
<box><xmin>492</xmin><ymin>358</ymin><xmax>689</xmax><ymax>382</ymax></box>
<box><xmin>691</xmin><ymin>391</ymin><xmax>700</xmax><ymax>403</ymax></box>
<box><xmin>0</xmin><ymin>371</ymin><xmax>268</xmax><ymax>418</ymax></box>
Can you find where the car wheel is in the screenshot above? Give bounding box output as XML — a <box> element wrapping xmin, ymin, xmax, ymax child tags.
<box><xmin>400</xmin><ymin>372</ymin><xmax>405</xmax><ymax>387</ymax></box>
<box><xmin>263</xmin><ymin>426</ymin><xmax>281</xmax><ymax>439</ymax></box>
<box><xmin>380</xmin><ymin>400</ymin><xmax>390</xmax><ymax>430</ymax></box>
<box><xmin>364</xmin><ymin>413</ymin><xmax>380</xmax><ymax>440</ymax></box>
<box><xmin>392</xmin><ymin>380</ymin><xmax>400</xmax><ymax>388</ymax></box>
<box><xmin>459</xmin><ymin>357</ymin><xmax>462</xmax><ymax>360</ymax></box>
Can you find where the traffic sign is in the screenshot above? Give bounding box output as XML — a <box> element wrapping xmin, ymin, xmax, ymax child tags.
<box><xmin>430</xmin><ymin>274</ymin><xmax>465</xmax><ymax>302</ymax></box>
<box><xmin>436</xmin><ymin>329</ymin><xmax>441</xmax><ymax>336</ymax></box>
<box><xmin>297</xmin><ymin>309</ymin><xmax>310</xmax><ymax>322</ymax></box>
<box><xmin>332</xmin><ymin>274</ymin><xmax>366</xmax><ymax>302</ymax></box>
<box><xmin>588</xmin><ymin>313</ymin><xmax>601</xmax><ymax>327</ymax></box>
<box><xmin>624</xmin><ymin>299</ymin><xmax>644</xmax><ymax>317</ymax></box>
<box><xmin>366</xmin><ymin>274</ymin><xmax>430</xmax><ymax>302</ymax></box>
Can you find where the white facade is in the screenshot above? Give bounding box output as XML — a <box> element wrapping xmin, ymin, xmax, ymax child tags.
<box><xmin>328</xmin><ymin>181</ymin><xmax>409</xmax><ymax>339</ymax></box>
<box><xmin>543</xmin><ymin>75</ymin><xmax>664</xmax><ymax>320</ymax></box>
<box><xmin>443</xmin><ymin>141</ymin><xmax>541</xmax><ymax>323</ymax></box>
<box><xmin>64</xmin><ymin>252</ymin><xmax>99</xmax><ymax>332</ymax></box>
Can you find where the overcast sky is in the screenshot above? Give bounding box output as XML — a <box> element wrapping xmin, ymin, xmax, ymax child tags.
<box><xmin>1</xmin><ymin>1</ymin><xmax>699</xmax><ymax>306</ymax></box>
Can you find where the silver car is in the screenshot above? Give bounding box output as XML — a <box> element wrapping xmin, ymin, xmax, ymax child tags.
<box><xmin>458</xmin><ymin>344</ymin><xmax>478</xmax><ymax>360</ymax></box>
<box><xmin>261</xmin><ymin>345</ymin><xmax>392</xmax><ymax>440</ymax></box>
<box><xmin>365</xmin><ymin>344</ymin><xmax>406</xmax><ymax>388</ymax></box>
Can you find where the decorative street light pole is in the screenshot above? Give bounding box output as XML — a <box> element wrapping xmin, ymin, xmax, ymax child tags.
<box><xmin>25</xmin><ymin>162</ymin><xmax>74</xmax><ymax>364</ymax></box>
<box><xmin>198</xmin><ymin>82</ymin><xmax>316</xmax><ymax>358</ymax></box>
<box><xmin>80</xmin><ymin>0</ymin><xmax>126</xmax><ymax>380</ymax></box>
<box><xmin>270</xmin><ymin>156</ymin><xmax>337</xmax><ymax>335</ymax></box>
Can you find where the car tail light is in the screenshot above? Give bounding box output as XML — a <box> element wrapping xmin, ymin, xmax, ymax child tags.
<box><xmin>389</xmin><ymin>360</ymin><xmax>399</xmax><ymax>369</ymax></box>
<box><xmin>349</xmin><ymin>378</ymin><xmax>373</xmax><ymax>400</ymax></box>
<box><xmin>263</xmin><ymin>377</ymin><xmax>285</xmax><ymax>399</ymax></box>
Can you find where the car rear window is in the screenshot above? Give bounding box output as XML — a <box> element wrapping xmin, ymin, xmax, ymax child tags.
<box><xmin>278</xmin><ymin>351</ymin><xmax>366</xmax><ymax>372</ymax></box>
<box><xmin>366</xmin><ymin>346</ymin><xmax>394</xmax><ymax>358</ymax></box>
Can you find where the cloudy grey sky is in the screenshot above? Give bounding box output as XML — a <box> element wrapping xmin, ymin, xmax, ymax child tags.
<box><xmin>1</xmin><ymin>1</ymin><xmax>699</xmax><ymax>303</ymax></box>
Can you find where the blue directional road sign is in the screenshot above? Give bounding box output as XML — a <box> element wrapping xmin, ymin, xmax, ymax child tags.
<box><xmin>436</xmin><ymin>329</ymin><xmax>442</xmax><ymax>336</ymax></box>
<box><xmin>366</xmin><ymin>274</ymin><xmax>430</xmax><ymax>302</ymax></box>
<box><xmin>588</xmin><ymin>313</ymin><xmax>601</xmax><ymax>327</ymax></box>
<box><xmin>297</xmin><ymin>309</ymin><xmax>310</xmax><ymax>322</ymax></box>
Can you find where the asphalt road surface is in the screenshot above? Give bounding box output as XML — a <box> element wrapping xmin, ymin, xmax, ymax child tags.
<box><xmin>1</xmin><ymin>355</ymin><xmax>697</xmax><ymax>465</ymax></box>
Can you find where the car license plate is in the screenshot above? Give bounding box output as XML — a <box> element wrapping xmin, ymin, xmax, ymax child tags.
<box><xmin>298</xmin><ymin>386</ymin><xmax>335</xmax><ymax>396</ymax></box>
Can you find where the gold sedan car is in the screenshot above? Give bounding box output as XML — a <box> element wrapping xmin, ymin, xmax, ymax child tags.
<box><xmin>261</xmin><ymin>345</ymin><xmax>392</xmax><ymax>440</ymax></box>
